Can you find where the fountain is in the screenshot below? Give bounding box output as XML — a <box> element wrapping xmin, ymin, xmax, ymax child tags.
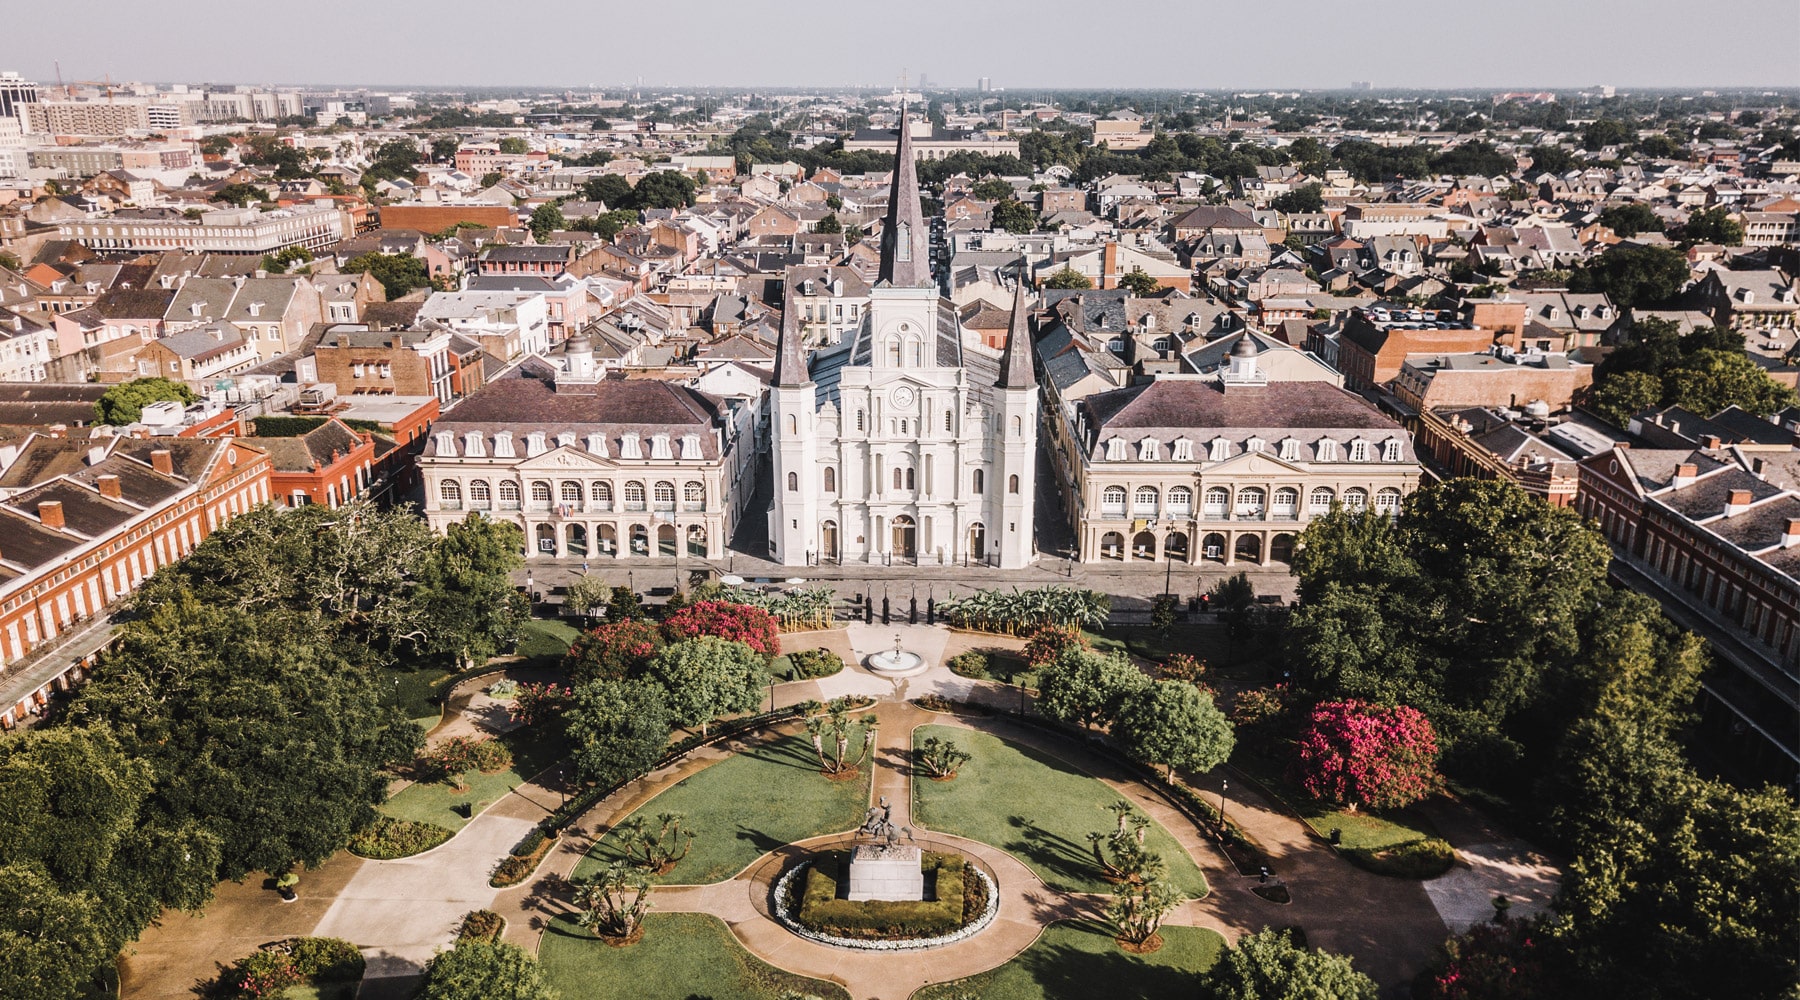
<box><xmin>865</xmin><ymin>632</ymin><xmax>926</xmax><ymax>677</ymax></box>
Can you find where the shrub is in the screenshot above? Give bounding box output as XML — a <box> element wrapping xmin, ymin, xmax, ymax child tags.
<box><xmin>661</xmin><ymin>600</ymin><xmax>781</xmax><ymax>657</ymax></box>
<box><xmin>457</xmin><ymin>909</ymin><xmax>506</xmax><ymax>943</ymax></box>
<box><xmin>1160</xmin><ymin>653</ymin><xmax>1205</xmax><ymax>683</ymax></box>
<box><xmin>1022</xmin><ymin>623</ymin><xmax>1089</xmax><ymax>668</ymax></box>
<box><xmin>493</xmin><ymin>827</ymin><xmax>558</xmax><ymax>886</ymax></box>
<box><xmin>487</xmin><ymin>678</ymin><xmax>520</xmax><ymax>699</ymax></box>
<box><xmin>795</xmin><ymin>852</ymin><xmax>969</xmax><ymax>938</ymax></box>
<box><xmin>288</xmin><ymin>937</ymin><xmax>365</xmax><ymax>981</ymax></box>
<box><xmin>1344</xmin><ymin>838</ymin><xmax>1456</xmax><ymax>879</ymax></box>
<box><xmin>1292</xmin><ymin>700</ymin><xmax>1443</xmax><ymax>813</ymax></box>
<box><xmin>1231</xmin><ymin>685</ymin><xmax>1293</xmax><ymax>730</ymax></box>
<box><xmin>915</xmin><ymin>693</ymin><xmax>955</xmax><ymax>713</ymax></box>
<box><xmin>348</xmin><ymin>816</ymin><xmax>454</xmax><ymax>859</ymax></box>
<box><xmin>785</xmin><ymin>647</ymin><xmax>844</xmax><ymax>680</ymax></box>
<box><xmin>510</xmin><ymin>681</ymin><xmax>570</xmax><ymax>727</ymax></box>
<box><xmin>422</xmin><ymin>735</ymin><xmax>513</xmax><ymax>785</ymax></box>
<box><xmin>946</xmin><ymin>651</ymin><xmax>991</xmax><ymax>679</ymax></box>
<box><xmin>562</xmin><ymin>619</ymin><xmax>665</xmax><ymax>683</ymax></box>
<box><xmin>232</xmin><ymin>948</ymin><xmax>301</xmax><ymax>999</ymax></box>
<box><xmin>224</xmin><ymin>937</ymin><xmax>363</xmax><ymax>999</ymax></box>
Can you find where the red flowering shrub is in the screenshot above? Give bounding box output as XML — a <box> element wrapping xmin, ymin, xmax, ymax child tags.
<box><xmin>1292</xmin><ymin>699</ymin><xmax>1442</xmax><ymax>812</ymax></box>
<box><xmin>1160</xmin><ymin>652</ymin><xmax>1206</xmax><ymax>682</ymax></box>
<box><xmin>1418</xmin><ymin>917</ymin><xmax>1547</xmax><ymax>1000</ymax></box>
<box><xmin>563</xmin><ymin>620</ymin><xmax>665</xmax><ymax>683</ymax></box>
<box><xmin>511</xmin><ymin>682</ymin><xmax>571</xmax><ymax>727</ymax></box>
<box><xmin>1230</xmin><ymin>685</ymin><xmax>1292</xmax><ymax>730</ymax></box>
<box><xmin>1023</xmin><ymin>623</ymin><xmax>1089</xmax><ymax>668</ymax></box>
<box><xmin>660</xmin><ymin>601</ymin><xmax>780</xmax><ymax>657</ymax></box>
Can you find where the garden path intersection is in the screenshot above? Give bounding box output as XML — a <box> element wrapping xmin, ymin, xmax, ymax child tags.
<box><xmin>121</xmin><ymin>625</ymin><xmax>1559</xmax><ymax>1000</ymax></box>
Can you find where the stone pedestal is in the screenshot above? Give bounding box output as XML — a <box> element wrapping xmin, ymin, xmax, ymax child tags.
<box><xmin>846</xmin><ymin>844</ymin><xmax>925</xmax><ymax>901</ymax></box>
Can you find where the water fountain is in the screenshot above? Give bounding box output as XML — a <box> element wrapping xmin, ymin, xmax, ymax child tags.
<box><xmin>865</xmin><ymin>632</ymin><xmax>926</xmax><ymax>677</ymax></box>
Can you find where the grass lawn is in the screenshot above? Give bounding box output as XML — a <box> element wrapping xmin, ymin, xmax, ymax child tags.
<box><xmin>285</xmin><ymin>984</ymin><xmax>358</xmax><ymax>1000</ymax></box>
<box><xmin>1232</xmin><ymin>750</ymin><xmax>1454</xmax><ymax>878</ymax></box>
<box><xmin>539</xmin><ymin>912</ymin><xmax>849</xmax><ymax>1000</ymax></box>
<box><xmin>378</xmin><ymin>722</ymin><xmax>564</xmax><ymax>832</ymax></box>
<box><xmin>912</xmin><ymin>726</ymin><xmax>1208</xmax><ymax>897</ymax></box>
<box><xmin>517</xmin><ymin>618</ymin><xmax>580</xmax><ymax>665</ymax></box>
<box><xmin>915</xmin><ymin>920</ymin><xmax>1224</xmax><ymax>1000</ymax></box>
<box><xmin>573</xmin><ymin>725</ymin><xmax>873</xmax><ymax>885</ymax></box>
<box><xmin>375</xmin><ymin>620</ymin><xmax>577</xmax><ymax>730</ymax></box>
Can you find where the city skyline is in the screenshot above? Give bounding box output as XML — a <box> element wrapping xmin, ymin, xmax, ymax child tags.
<box><xmin>10</xmin><ymin>0</ymin><xmax>1800</xmax><ymax>92</ymax></box>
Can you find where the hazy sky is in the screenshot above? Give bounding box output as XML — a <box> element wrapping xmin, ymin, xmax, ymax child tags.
<box><xmin>9</xmin><ymin>0</ymin><xmax>1799</xmax><ymax>91</ymax></box>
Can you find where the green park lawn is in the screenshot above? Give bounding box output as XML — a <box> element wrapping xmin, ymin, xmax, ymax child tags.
<box><xmin>378</xmin><ymin>722</ymin><xmax>564</xmax><ymax>833</ymax></box>
<box><xmin>573</xmin><ymin>725</ymin><xmax>874</xmax><ymax>885</ymax></box>
<box><xmin>539</xmin><ymin>912</ymin><xmax>848</xmax><ymax>1000</ymax></box>
<box><xmin>516</xmin><ymin>618</ymin><xmax>581</xmax><ymax>665</ymax></box>
<box><xmin>915</xmin><ymin>920</ymin><xmax>1224</xmax><ymax>1000</ymax></box>
<box><xmin>376</xmin><ymin>619</ymin><xmax>580</xmax><ymax>730</ymax></box>
<box><xmin>1231</xmin><ymin>751</ymin><xmax>1454</xmax><ymax>878</ymax></box>
<box><xmin>911</xmin><ymin>726</ymin><xmax>1209</xmax><ymax>897</ymax></box>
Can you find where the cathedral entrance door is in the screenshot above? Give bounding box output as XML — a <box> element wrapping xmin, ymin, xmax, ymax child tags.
<box><xmin>891</xmin><ymin>515</ymin><xmax>917</xmax><ymax>560</ymax></box>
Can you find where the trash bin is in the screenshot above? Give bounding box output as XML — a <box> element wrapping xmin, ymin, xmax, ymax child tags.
<box><xmin>1329</xmin><ymin>827</ymin><xmax>1342</xmax><ymax>846</ymax></box>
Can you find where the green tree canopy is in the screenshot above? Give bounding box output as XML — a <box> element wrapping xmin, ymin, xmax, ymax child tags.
<box><xmin>814</xmin><ymin>213</ymin><xmax>842</xmax><ymax>234</ymax></box>
<box><xmin>1037</xmin><ymin>647</ymin><xmax>1150</xmax><ymax>730</ymax></box>
<box><xmin>1270</xmin><ymin>183</ymin><xmax>1324</xmax><ymax>214</ymax></box>
<box><xmin>1568</xmin><ymin>243</ymin><xmax>1690</xmax><ymax>309</ymax></box>
<box><xmin>565</xmin><ymin>679</ymin><xmax>673</xmax><ymax>787</ymax></box>
<box><xmin>343</xmin><ymin>251</ymin><xmax>431</xmax><ymax>299</ymax></box>
<box><xmin>991</xmin><ymin>197</ymin><xmax>1038</xmax><ymax>233</ymax></box>
<box><xmin>644</xmin><ymin>637</ymin><xmax>765</xmax><ymax>735</ymax></box>
<box><xmin>1117</xmin><ymin>268</ymin><xmax>1161</xmax><ymax>297</ymax></box>
<box><xmin>416</xmin><ymin>940</ymin><xmax>559</xmax><ymax>1000</ymax></box>
<box><xmin>580</xmin><ymin>173</ymin><xmax>633</xmax><ymax>207</ymax></box>
<box><xmin>1678</xmin><ymin>206</ymin><xmax>1744</xmax><ymax>246</ymax></box>
<box><xmin>528</xmin><ymin>202</ymin><xmax>566</xmax><ymax>242</ymax></box>
<box><xmin>211</xmin><ymin>182</ymin><xmax>269</xmax><ymax>207</ymax></box>
<box><xmin>1113</xmin><ymin>680</ymin><xmax>1234</xmax><ymax>779</ymax></box>
<box><xmin>497</xmin><ymin>137</ymin><xmax>529</xmax><ymax>155</ymax></box>
<box><xmin>1588</xmin><ymin>369</ymin><xmax>1663</xmax><ymax>426</ymax></box>
<box><xmin>93</xmin><ymin>377</ymin><xmax>198</xmax><ymax>425</ymax></box>
<box><xmin>1661</xmin><ymin>349</ymin><xmax>1799</xmax><ymax>416</ymax></box>
<box><xmin>415</xmin><ymin>514</ymin><xmax>528</xmax><ymax>667</ymax></box>
<box><xmin>1202</xmin><ymin>928</ymin><xmax>1380</xmax><ymax>1000</ymax></box>
<box><xmin>970</xmin><ymin>177</ymin><xmax>1014</xmax><ymax>201</ymax></box>
<box><xmin>1598</xmin><ymin>202</ymin><xmax>1662</xmax><ymax>237</ymax></box>
<box><xmin>1043</xmin><ymin>267</ymin><xmax>1093</xmax><ymax>290</ymax></box>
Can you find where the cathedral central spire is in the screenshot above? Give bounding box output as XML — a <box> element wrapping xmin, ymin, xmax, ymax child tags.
<box><xmin>878</xmin><ymin>102</ymin><xmax>933</xmax><ymax>288</ymax></box>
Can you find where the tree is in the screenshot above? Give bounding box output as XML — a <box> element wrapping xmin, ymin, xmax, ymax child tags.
<box><xmin>580</xmin><ymin>174</ymin><xmax>633</xmax><ymax>207</ymax></box>
<box><xmin>1588</xmin><ymin>369</ymin><xmax>1663</xmax><ymax>426</ymax></box>
<box><xmin>93</xmin><ymin>377</ymin><xmax>198</xmax><ymax>425</ymax></box>
<box><xmin>573</xmin><ymin>863</ymin><xmax>652</xmax><ymax>942</ymax></box>
<box><xmin>430</xmin><ymin>136</ymin><xmax>461</xmax><ymax>163</ymax></box>
<box><xmin>528</xmin><ymin>202</ymin><xmax>565</xmax><ymax>242</ymax></box>
<box><xmin>1568</xmin><ymin>243</ymin><xmax>1689</xmax><ymax>309</ymax></box>
<box><xmin>625</xmin><ymin>170</ymin><xmax>695</xmax><ymax>209</ymax></box>
<box><xmin>1117</xmin><ymin>268</ymin><xmax>1161</xmax><ymax>297</ymax></box>
<box><xmin>970</xmin><ymin>177</ymin><xmax>1014</xmax><ymax>201</ymax></box>
<box><xmin>496</xmin><ymin>137</ymin><xmax>529</xmax><ymax>155</ymax></box>
<box><xmin>1598</xmin><ymin>203</ymin><xmax>1663</xmax><ymax>237</ymax></box>
<box><xmin>1678</xmin><ymin>206</ymin><xmax>1743</xmax><ymax>246</ymax></box>
<box><xmin>1204</xmin><ymin>928</ymin><xmax>1380</xmax><ymax>1000</ymax></box>
<box><xmin>67</xmin><ymin>591</ymin><xmax>421</xmax><ymax>881</ymax></box>
<box><xmin>564</xmin><ymin>573</ymin><xmax>613</xmax><ymax>622</ymax></box>
<box><xmin>915</xmin><ymin>736</ymin><xmax>971</xmax><ymax>779</ymax></box>
<box><xmin>1107</xmin><ymin>875</ymin><xmax>1183</xmax><ymax>949</ymax></box>
<box><xmin>260</xmin><ymin>244</ymin><xmax>311</xmax><ymax>274</ymax></box>
<box><xmin>644</xmin><ymin>637</ymin><xmax>765</xmax><ymax>736</ymax></box>
<box><xmin>1293</xmin><ymin>700</ymin><xmax>1442</xmax><ymax>813</ymax></box>
<box><xmin>660</xmin><ymin>601</ymin><xmax>780</xmax><ymax>657</ymax></box>
<box><xmin>211</xmin><ymin>182</ymin><xmax>269</xmax><ymax>206</ymax></box>
<box><xmin>814</xmin><ymin>213</ymin><xmax>842</xmax><ymax>234</ymax></box>
<box><xmin>1149</xmin><ymin>592</ymin><xmax>1180</xmax><ymax>634</ymax></box>
<box><xmin>805</xmin><ymin>700</ymin><xmax>876</xmax><ymax>776</ymax></box>
<box><xmin>1270</xmin><ymin>183</ymin><xmax>1324</xmax><ymax>213</ymax></box>
<box><xmin>1022</xmin><ymin>623</ymin><xmax>1089</xmax><ymax>668</ymax></box>
<box><xmin>612</xmin><ymin>812</ymin><xmax>693</xmax><ymax>873</ymax></box>
<box><xmin>565</xmin><ymin>679</ymin><xmax>672</xmax><ymax>787</ymax></box>
<box><xmin>991</xmin><ymin>197</ymin><xmax>1038</xmax><ymax>233</ymax></box>
<box><xmin>604</xmin><ymin>585</ymin><xmax>644</xmax><ymax>623</ymax></box>
<box><xmin>1036</xmin><ymin>648</ymin><xmax>1150</xmax><ymax>730</ymax></box>
<box><xmin>0</xmin><ymin>864</ymin><xmax>111</xmax><ymax>1000</ymax></box>
<box><xmin>1580</xmin><ymin>118</ymin><xmax>1633</xmax><ymax>151</ymax></box>
<box><xmin>416</xmin><ymin>514</ymin><xmax>528</xmax><ymax>668</ymax></box>
<box><xmin>1527</xmin><ymin>145</ymin><xmax>1575</xmax><ymax>174</ymax></box>
<box><xmin>1114</xmin><ymin>681</ymin><xmax>1235</xmax><ymax>781</ymax></box>
<box><xmin>562</xmin><ymin>620</ymin><xmax>665</xmax><ymax>684</ymax></box>
<box><xmin>415</xmin><ymin>940</ymin><xmax>558</xmax><ymax>1000</ymax></box>
<box><xmin>1207</xmin><ymin>571</ymin><xmax>1256</xmax><ymax>612</ymax></box>
<box><xmin>1662</xmin><ymin>349</ymin><xmax>1798</xmax><ymax>416</ymax></box>
<box><xmin>1417</xmin><ymin>917</ymin><xmax>1550</xmax><ymax>1000</ymax></box>
<box><xmin>1043</xmin><ymin>267</ymin><xmax>1093</xmax><ymax>290</ymax></box>
<box><xmin>343</xmin><ymin>251</ymin><xmax>431</xmax><ymax>299</ymax></box>
<box><xmin>479</xmin><ymin>171</ymin><xmax>504</xmax><ymax>188</ymax></box>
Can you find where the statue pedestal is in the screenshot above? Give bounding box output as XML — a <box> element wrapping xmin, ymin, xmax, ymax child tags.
<box><xmin>846</xmin><ymin>844</ymin><xmax>925</xmax><ymax>901</ymax></box>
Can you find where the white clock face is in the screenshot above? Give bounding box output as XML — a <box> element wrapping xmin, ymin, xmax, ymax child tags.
<box><xmin>892</xmin><ymin>386</ymin><xmax>915</xmax><ymax>408</ymax></box>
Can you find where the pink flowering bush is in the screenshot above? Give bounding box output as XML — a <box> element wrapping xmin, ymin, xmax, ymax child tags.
<box><xmin>1292</xmin><ymin>699</ymin><xmax>1442</xmax><ymax>812</ymax></box>
<box><xmin>1419</xmin><ymin>917</ymin><xmax>1547</xmax><ymax>1000</ymax></box>
<box><xmin>562</xmin><ymin>619</ymin><xmax>665</xmax><ymax>683</ymax></box>
<box><xmin>511</xmin><ymin>682</ymin><xmax>571</xmax><ymax>727</ymax></box>
<box><xmin>660</xmin><ymin>601</ymin><xmax>780</xmax><ymax>657</ymax></box>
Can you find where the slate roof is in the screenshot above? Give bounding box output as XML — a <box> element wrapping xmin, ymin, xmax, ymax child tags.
<box><xmin>425</xmin><ymin>363</ymin><xmax>724</xmax><ymax>460</ymax></box>
<box><xmin>1080</xmin><ymin>378</ymin><xmax>1413</xmax><ymax>462</ymax></box>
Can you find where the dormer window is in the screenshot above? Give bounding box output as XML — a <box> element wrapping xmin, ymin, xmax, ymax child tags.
<box><xmin>556</xmin><ymin>431</ymin><xmax>577</xmax><ymax>449</ymax></box>
<box><xmin>1350</xmin><ymin>440</ymin><xmax>1370</xmax><ymax>462</ymax></box>
<box><xmin>493</xmin><ymin>432</ymin><xmax>515</xmax><ymax>458</ymax></box>
<box><xmin>1383</xmin><ymin>439</ymin><xmax>1403</xmax><ymax>462</ymax></box>
<box><xmin>434</xmin><ymin>431</ymin><xmax>457</xmax><ymax>456</ymax></box>
<box><xmin>462</xmin><ymin>432</ymin><xmax>487</xmax><ymax>457</ymax></box>
<box><xmin>1105</xmin><ymin>437</ymin><xmax>1127</xmax><ymax>461</ymax></box>
<box><xmin>1279</xmin><ymin>438</ymin><xmax>1300</xmax><ymax>461</ymax></box>
<box><xmin>621</xmin><ymin>433</ymin><xmax>642</xmax><ymax>459</ymax></box>
<box><xmin>1139</xmin><ymin>438</ymin><xmax>1160</xmax><ymax>461</ymax></box>
<box><xmin>585</xmin><ymin>433</ymin><xmax>608</xmax><ymax>456</ymax></box>
<box><xmin>680</xmin><ymin>434</ymin><xmax>702</xmax><ymax>460</ymax></box>
<box><xmin>1172</xmin><ymin>438</ymin><xmax>1194</xmax><ymax>462</ymax></box>
<box><xmin>1209</xmin><ymin>438</ymin><xmax>1230</xmax><ymax>462</ymax></box>
<box><xmin>650</xmin><ymin>434</ymin><xmax>673</xmax><ymax>459</ymax></box>
<box><xmin>1317</xmin><ymin>438</ymin><xmax>1339</xmax><ymax>462</ymax></box>
<box><xmin>1246</xmin><ymin>437</ymin><xmax>1266</xmax><ymax>454</ymax></box>
<box><xmin>525</xmin><ymin>431</ymin><xmax>546</xmax><ymax>456</ymax></box>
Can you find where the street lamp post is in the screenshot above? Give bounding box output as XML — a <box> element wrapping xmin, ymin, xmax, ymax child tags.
<box><xmin>557</xmin><ymin>768</ymin><xmax>566</xmax><ymax>809</ymax></box>
<box><xmin>1217</xmin><ymin>778</ymin><xmax>1229</xmax><ymax>834</ymax></box>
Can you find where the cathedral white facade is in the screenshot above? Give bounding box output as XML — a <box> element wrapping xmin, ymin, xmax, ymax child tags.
<box><xmin>766</xmin><ymin>110</ymin><xmax>1038</xmax><ymax>569</ymax></box>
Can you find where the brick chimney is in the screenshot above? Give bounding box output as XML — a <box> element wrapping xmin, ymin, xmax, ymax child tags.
<box><xmin>96</xmin><ymin>474</ymin><xmax>121</xmax><ymax>500</ymax></box>
<box><xmin>37</xmin><ymin>501</ymin><xmax>64</xmax><ymax>529</ymax></box>
<box><xmin>1700</xmin><ymin>434</ymin><xmax>1724</xmax><ymax>450</ymax></box>
<box><xmin>1725</xmin><ymin>489</ymin><xmax>1753</xmax><ymax>516</ymax></box>
<box><xmin>150</xmin><ymin>449</ymin><xmax>173</xmax><ymax>475</ymax></box>
<box><xmin>1784</xmin><ymin>518</ymin><xmax>1800</xmax><ymax>548</ymax></box>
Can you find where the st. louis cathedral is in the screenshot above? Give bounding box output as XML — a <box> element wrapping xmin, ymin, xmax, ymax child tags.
<box><xmin>767</xmin><ymin>108</ymin><xmax>1038</xmax><ymax>568</ymax></box>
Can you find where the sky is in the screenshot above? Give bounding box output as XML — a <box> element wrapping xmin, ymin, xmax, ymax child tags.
<box><xmin>9</xmin><ymin>0</ymin><xmax>1799</xmax><ymax>92</ymax></box>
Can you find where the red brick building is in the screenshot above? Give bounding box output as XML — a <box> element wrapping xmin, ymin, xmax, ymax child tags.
<box><xmin>253</xmin><ymin>418</ymin><xmax>379</xmax><ymax>508</ymax></box>
<box><xmin>1336</xmin><ymin>306</ymin><xmax>1494</xmax><ymax>392</ymax></box>
<box><xmin>0</xmin><ymin>433</ymin><xmax>272</xmax><ymax>727</ymax></box>
<box><xmin>1576</xmin><ymin>445</ymin><xmax>1800</xmax><ymax>783</ymax></box>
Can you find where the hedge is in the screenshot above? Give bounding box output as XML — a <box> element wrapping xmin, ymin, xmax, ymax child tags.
<box><xmin>784</xmin><ymin>647</ymin><xmax>845</xmax><ymax>680</ymax></box>
<box><xmin>795</xmin><ymin>852</ymin><xmax>967</xmax><ymax>938</ymax></box>
<box><xmin>1343</xmin><ymin>837</ymin><xmax>1456</xmax><ymax>879</ymax></box>
<box><xmin>348</xmin><ymin>816</ymin><xmax>454</xmax><ymax>859</ymax></box>
<box><xmin>492</xmin><ymin>829</ymin><xmax>558</xmax><ymax>887</ymax></box>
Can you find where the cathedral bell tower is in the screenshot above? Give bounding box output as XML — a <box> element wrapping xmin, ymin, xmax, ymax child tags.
<box><xmin>994</xmin><ymin>273</ymin><xmax>1039</xmax><ymax>568</ymax></box>
<box><xmin>768</xmin><ymin>298</ymin><xmax>817</xmax><ymax>564</ymax></box>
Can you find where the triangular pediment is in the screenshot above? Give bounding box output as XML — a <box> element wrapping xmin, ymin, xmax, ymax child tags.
<box><xmin>1207</xmin><ymin>450</ymin><xmax>1310</xmax><ymax>475</ymax></box>
<box><xmin>515</xmin><ymin>445</ymin><xmax>611</xmax><ymax>471</ymax></box>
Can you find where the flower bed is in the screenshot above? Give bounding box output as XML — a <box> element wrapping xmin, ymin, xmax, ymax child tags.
<box><xmin>457</xmin><ymin>909</ymin><xmax>506</xmax><ymax>943</ymax></box>
<box><xmin>348</xmin><ymin>816</ymin><xmax>454</xmax><ymax>860</ymax></box>
<box><xmin>491</xmin><ymin>828</ymin><xmax>558</xmax><ymax>887</ymax></box>
<box><xmin>794</xmin><ymin>852</ymin><xmax>966</xmax><ymax>938</ymax></box>
<box><xmin>771</xmin><ymin>857</ymin><xmax>999</xmax><ymax>951</ymax></box>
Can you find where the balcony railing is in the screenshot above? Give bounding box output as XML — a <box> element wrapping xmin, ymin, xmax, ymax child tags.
<box><xmin>624</xmin><ymin>501</ymin><xmax>647</xmax><ymax>512</ymax></box>
<box><xmin>439</xmin><ymin>500</ymin><xmax>462</xmax><ymax>511</ymax></box>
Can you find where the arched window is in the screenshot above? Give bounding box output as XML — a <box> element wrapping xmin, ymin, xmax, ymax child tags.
<box><xmin>893</xmin><ymin>468</ymin><xmax>903</xmax><ymax>490</ymax></box>
<box><xmin>439</xmin><ymin>480</ymin><xmax>462</xmax><ymax>503</ymax></box>
<box><xmin>887</xmin><ymin>337</ymin><xmax>902</xmax><ymax>367</ymax></box>
<box><xmin>624</xmin><ymin>481</ymin><xmax>645</xmax><ymax>508</ymax></box>
<box><xmin>684</xmin><ymin>481</ymin><xmax>705</xmax><ymax>505</ymax></box>
<box><xmin>1102</xmin><ymin>485</ymin><xmax>1127</xmax><ymax>512</ymax></box>
<box><xmin>788</xmin><ymin>471</ymin><xmax>799</xmax><ymax>491</ymax></box>
<box><xmin>972</xmin><ymin>469</ymin><xmax>984</xmax><ymax>494</ymax></box>
<box><xmin>1008</xmin><ymin>474</ymin><xmax>1020</xmax><ymax>494</ymax></box>
<box><xmin>1203</xmin><ymin>486</ymin><xmax>1229</xmax><ymax>515</ymax></box>
<box><xmin>909</xmin><ymin>339</ymin><xmax>923</xmax><ymax>366</ymax></box>
<box><xmin>530</xmin><ymin>481</ymin><xmax>551</xmax><ymax>502</ymax></box>
<box><xmin>785</xmin><ymin>414</ymin><xmax>798</xmax><ymax>435</ymax></box>
<box><xmin>823</xmin><ymin>467</ymin><xmax>837</xmax><ymax>492</ymax></box>
<box><xmin>497</xmin><ymin>481</ymin><xmax>520</xmax><ymax>503</ymax></box>
<box><xmin>654</xmin><ymin>481</ymin><xmax>675</xmax><ymax>508</ymax></box>
<box><xmin>469</xmin><ymin>480</ymin><xmax>490</xmax><ymax>504</ymax></box>
<box><xmin>1309</xmin><ymin>487</ymin><xmax>1335</xmax><ymax>510</ymax></box>
<box><xmin>1272</xmin><ymin>487</ymin><xmax>1298</xmax><ymax>515</ymax></box>
<box><xmin>560</xmin><ymin>481</ymin><xmax>582</xmax><ymax>502</ymax></box>
<box><xmin>944</xmin><ymin>410</ymin><xmax>953</xmax><ymax>432</ymax></box>
<box><xmin>856</xmin><ymin>409</ymin><xmax>865</xmax><ymax>431</ymax></box>
<box><xmin>1343</xmin><ymin>488</ymin><xmax>1369</xmax><ymax>511</ymax></box>
<box><xmin>1167</xmin><ymin>486</ymin><xmax>1193</xmax><ymax>513</ymax></box>
<box><xmin>1134</xmin><ymin>486</ymin><xmax>1159</xmax><ymax>513</ymax></box>
<box><xmin>1011</xmin><ymin>416</ymin><xmax>1023</xmax><ymax>437</ymax></box>
<box><xmin>592</xmin><ymin>481</ymin><xmax>613</xmax><ymax>502</ymax></box>
<box><xmin>1375</xmin><ymin>487</ymin><xmax>1402</xmax><ymax>513</ymax></box>
<box><xmin>906</xmin><ymin>468</ymin><xmax>916</xmax><ymax>490</ymax></box>
<box><xmin>1236</xmin><ymin>487</ymin><xmax>1265</xmax><ymax>514</ymax></box>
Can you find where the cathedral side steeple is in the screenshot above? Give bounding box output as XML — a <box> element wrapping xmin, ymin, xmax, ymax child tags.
<box><xmin>877</xmin><ymin>102</ymin><xmax>933</xmax><ymax>289</ymax></box>
<box><xmin>773</xmin><ymin>289</ymin><xmax>809</xmax><ymax>388</ymax></box>
<box><xmin>997</xmin><ymin>271</ymin><xmax>1036</xmax><ymax>390</ymax></box>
